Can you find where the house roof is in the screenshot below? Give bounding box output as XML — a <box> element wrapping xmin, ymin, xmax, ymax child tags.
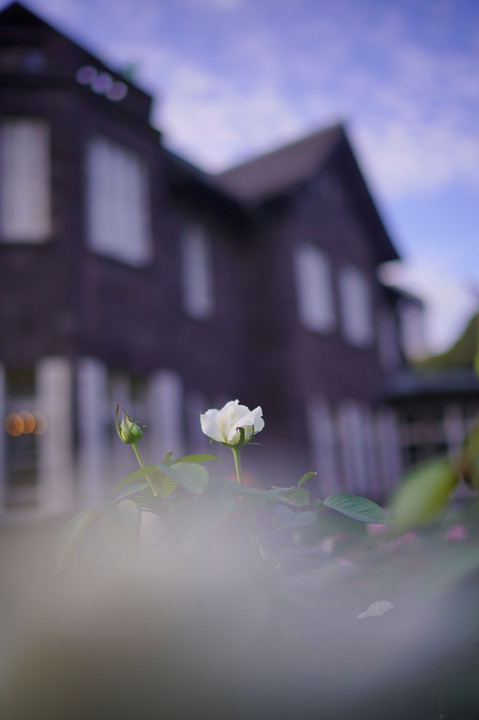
<box><xmin>216</xmin><ymin>123</ymin><xmax>399</xmax><ymax>263</ymax></box>
<box><xmin>382</xmin><ymin>283</ymin><xmax>425</xmax><ymax>308</ymax></box>
<box><xmin>216</xmin><ymin>124</ymin><xmax>344</xmax><ymax>201</ymax></box>
<box><xmin>0</xmin><ymin>1</ymin><xmax>153</xmax><ymax>122</ymax></box>
<box><xmin>163</xmin><ymin>148</ymin><xmax>253</xmax><ymax>227</ymax></box>
<box><xmin>385</xmin><ymin>368</ymin><xmax>479</xmax><ymax>399</ymax></box>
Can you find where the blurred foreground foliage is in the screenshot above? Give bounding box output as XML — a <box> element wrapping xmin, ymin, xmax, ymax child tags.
<box><xmin>3</xmin><ymin>412</ymin><xmax>479</xmax><ymax>720</ymax></box>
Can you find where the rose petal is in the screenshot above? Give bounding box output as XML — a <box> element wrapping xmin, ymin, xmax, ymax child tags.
<box><xmin>200</xmin><ymin>409</ymin><xmax>226</xmax><ymax>443</ymax></box>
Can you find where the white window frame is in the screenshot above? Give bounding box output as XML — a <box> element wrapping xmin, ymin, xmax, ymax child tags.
<box><xmin>0</xmin><ymin>118</ymin><xmax>51</xmax><ymax>242</ymax></box>
<box><xmin>339</xmin><ymin>266</ymin><xmax>373</xmax><ymax>347</ymax></box>
<box><xmin>182</xmin><ymin>223</ymin><xmax>215</xmax><ymax>319</ymax></box>
<box><xmin>294</xmin><ymin>243</ymin><xmax>335</xmax><ymax>333</ymax></box>
<box><xmin>86</xmin><ymin>135</ymin><xmax>151</xmax><ymax>266</ymax></box>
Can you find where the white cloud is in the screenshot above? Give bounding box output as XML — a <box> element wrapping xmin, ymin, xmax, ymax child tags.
<box><xmin>38</xmin><ymin>0</ymin><xmax>477</xmax><ymax>204</ymax></box>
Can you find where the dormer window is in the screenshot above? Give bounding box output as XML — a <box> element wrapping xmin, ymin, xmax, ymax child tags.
<box><xmin>86</xmin><ymin>136</ymin><xmax>151</xmax><ymax>266</ymax></box>
<box><xmin>182</xmin><ymin>223</ymin><xmax>214</xmax><ymax>319</ymax></box>
<box><xmin>339</xmin><ymin>266</ymin><xmax>374</xmax><ymax>346</ymax></box>
<box><xmin>0</xmin><ymin>118</ymin><xmax>51</xmax><ymax>242</ymax></box>
<box><xmin>294</xmin><ymin>243</ymin><xmax>335</xmax><ymax>332</ymax></box>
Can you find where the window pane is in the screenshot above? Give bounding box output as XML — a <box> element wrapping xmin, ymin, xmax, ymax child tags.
<box><xmin>339</xmin><ymin>266</ymin><xmax>373</xmax><ymax>346</ymax></box>
<box><xmin>294</xmin><ymin>243</ymin><xmax>335</xmax><ymax>332</ymax></box>
<box><xmin>87</xmin><ymin>136</ymin><xmax>151</xmax><ymax>265</ymax></box>
<box><xmin>0</xmin><ymin>119</ymin><xmax>51</xmax><ymax>242</ymax></box>
<box><xmin>182</xmin><ymin>224</ymin><xmax>214</xmax><ymax>319</ymax></box>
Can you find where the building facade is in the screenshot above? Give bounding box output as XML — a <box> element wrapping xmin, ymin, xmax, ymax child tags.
<box><xmin>1</xmin><ymin>2</ymin><xmax>475</xmax><ymax>521</ymax></box>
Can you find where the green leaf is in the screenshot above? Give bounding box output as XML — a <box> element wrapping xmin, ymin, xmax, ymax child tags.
<box><xmin>159</xmin><ymin>474</ymin><xmax>177</xmax><ymax>498</ymax></box>
<box><xmin>114</xmin><ymin>481</ymin><xmax>151</xmax><ymax>501</ymax></box>
<box><xmin>55</xmin><ymin>508</ymin><xmax>101</xmax><ymax>572</ymax></box>
<box><xmin>233</xmin><ymin>486</ymin><xmax>292</xmax><ymax>505</ymax></box>
<box><xmin>117</xmin><ymin>499</ymin><xmax>141</xmax><ymax>541</ymax></box>
<box><xmin>162</xmin><ymin>450</ymin><xmax>173</xmax><ymax>464</ymax></box>
<box><xmin>170</xmin><ymin>454</ymin><xmax>222</xmax><ymax>465</ymax></box>
<box><xmin>388</xmin><ymin>458</ymin><xmax>458</xmax><ymax>531</ymax></box>
<box><xmin>315</xmin><ymin>507</ymin><xmax>368</xmax><ymax>536</ymax></box>
<box><xmin>285</xmin><ymin>488</ymin><xmax>310</xmax><ymax>506</ymax></box>
<box><xmin>270</xmin><ymin>485</ymin><xmax>310</xmax><ymax>506</ymax></box>
<box><xmin>461</xmin><ymin>424</ymin><xmax>479</xmax><ymax>489</ymax></box>
<box><xmin>273</xmin><ymin>505</ymin><xmax>318</xmax><ymax>528</ymax></box>
<box><xmin>323</xmin><ymin>493</ymin><xmax>390</xmax><ymax>524</ymax></box>
<box><xmin>112</xmin><ymin>464</ymin><xmax>160</xmax><ymax>494</ymax></box>
<box><xmin>156</xmin><ymin>462</ymin><xmax>209</xmax><ymax>495</ymax></box>
<box><xmin>298</xmin><ymin>471</ymin><xmax>317</xmax><ymax>488</ymax></box>
<box><xmin>203</xmin><ymin>496</ymin><xmax>237</xmax><ymax>527</ymax></box>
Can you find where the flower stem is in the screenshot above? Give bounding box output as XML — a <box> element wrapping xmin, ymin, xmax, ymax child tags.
<box><xmin>231</xmin><ymin>446</ymin><xmax>244</xmax><ymax>486</ymax></box>
<box><xmin>132</xmin><ymin>442</ymin><xmax>158</xmax><ymax>497</ymax></box>
<box><xmin>231</xmin><ymin>446</ymin><xmax>260</xmax><ymax>552</ymax></box>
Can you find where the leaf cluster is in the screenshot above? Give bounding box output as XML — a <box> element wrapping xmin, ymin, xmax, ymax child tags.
<box><xmin>56</xmin><ymin>450</ymin><xmax>390</xmax><ymax>573</ymax></box>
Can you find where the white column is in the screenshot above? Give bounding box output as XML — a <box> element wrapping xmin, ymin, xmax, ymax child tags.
<box><xmin>444</xmin><ymin>404</ymin><xmax>465</xmax><ymax>459</ymax></box>
<box><xmin>37</xmin><ymin>357</ymin><xmax>74</xmax><ymax>515</ymax></box>
<box><xmin>350</xmin><ymin>403</ymin><xmax>369</xmax><ymax>496</ymax></box>
<box><xmin>0</xmin><ymin>364</ymin><xmax>5</xmax><ymax>516</ymax></box>
<box><xmin>77</xmin><ymin>358</ymin><xmax>109</xmax><ymax>506</ymax></box>
<box><xmin>307</xmin><ymin>397</ymin><xmax>339</xmax><ymax>496</ymax></box>
<box><xmin>338</xmin><ymin>402</ymin><xmax>356</xmax><ymax>492</ymax></box>
<box><xmin>362</xmin><ymin>405</ymin><xmax>379</xmax><ymax>498</ymax></box>
<box><xmin>109</xmin><ymin>372</ymin><xmax>136</xmax><ymax>478</ymax></box>
<box><xmin>148</xmin><ymin>370</ymin><xmax>183</xmax><ymax>461</ymax></box>
<box><xmin>376</xmin><ymin>408</ymin><xmax>402</xmax><ymax>495</ymax></box>
<box><xmin>187</xmin><ymin>391</ymin><xmax>209</xmax><ymax>453</ymax></box>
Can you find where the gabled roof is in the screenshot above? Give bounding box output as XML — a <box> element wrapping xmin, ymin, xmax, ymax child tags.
<box><xmin>216</xmin><ymin>123</ymin><xmax>399</xmax><ymax>263</ymax></box>
<box><xmin>163</xmin><ymin>148</ymin><xmax>253</xmax><ymax>227</ymax></box>
<box><xmin>382</xmin><ymin>283</ymin><xmax>425</xmax><ymax>308</ymax></box>
<box><xmin>216</xmin><ymin>123</ymin><xmax>344</xmax><ymax>201</ymax></box>
<box><xmin>0</xmin><ymin>1</ymin><xmax>153</xmax><ymax>122</ymax></box>
<box><xmin>0</xmin><ymin>1</ymin><xmax>47</xmax><ymax>27</ymax></box>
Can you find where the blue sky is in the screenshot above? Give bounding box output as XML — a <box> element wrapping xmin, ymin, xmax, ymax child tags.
<box><xmin>6</xmin><ymin>0</ymin><xmax>479</xmax><ymax>352</ymax></box>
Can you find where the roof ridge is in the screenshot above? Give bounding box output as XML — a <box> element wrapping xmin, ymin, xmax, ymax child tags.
<box><xmin>216</xmin><ymin>121</ymin><xmax>345</xmax><ymax>178</ymax></box>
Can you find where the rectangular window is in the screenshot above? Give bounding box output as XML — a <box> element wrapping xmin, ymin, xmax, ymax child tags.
<box><xmin>0</xmin><ymin>119</ymin><xmax>51</xmax><ymax>242</ymax></box>
<box><xmin>339</xmin><ymin>266</ymin><xmax>373</xmax><ymax>346</ymax></box>
<box><xmin>86</xmin><ymin>136</ymin><xmax>151</xmax><ymax>266</ymax></box>
<box><xmin>294</xmin><ymin>243</ymin><xmax>335</xmax><ymax>332</ymax></box>
<box><xmin>182</xmin><ymin>224</ymin><xmax>214</xmax><ymax>319</ymax></box>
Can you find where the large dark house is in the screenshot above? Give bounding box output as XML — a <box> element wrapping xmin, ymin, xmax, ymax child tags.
<box><xmin>1</xmin><ymin>2</ymin><xmax>477</xmax><ymax>520</ymax></box>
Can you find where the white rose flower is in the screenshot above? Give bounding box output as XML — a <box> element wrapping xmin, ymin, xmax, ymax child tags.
<box><xmin>200</xmin><ymin>399</ymin><xmax>264</xmax><ymax>446</ymax></box>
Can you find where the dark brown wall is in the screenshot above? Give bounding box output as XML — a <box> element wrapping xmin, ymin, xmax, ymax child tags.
<box><xmin>0</xmin><ymin>7</ymin><xmax>408</xmax><ymax>485</ymax></box>
<box><xmin>244</xmin><ymin>157</ymin><xmax>396</xmax><ymax>466</ymax></box>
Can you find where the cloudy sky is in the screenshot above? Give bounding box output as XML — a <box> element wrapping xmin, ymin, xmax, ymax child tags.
<box><xmin>6</xmin><ymin>0</ymin><xmax>479</xmax><ymax>352</ymax></box>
